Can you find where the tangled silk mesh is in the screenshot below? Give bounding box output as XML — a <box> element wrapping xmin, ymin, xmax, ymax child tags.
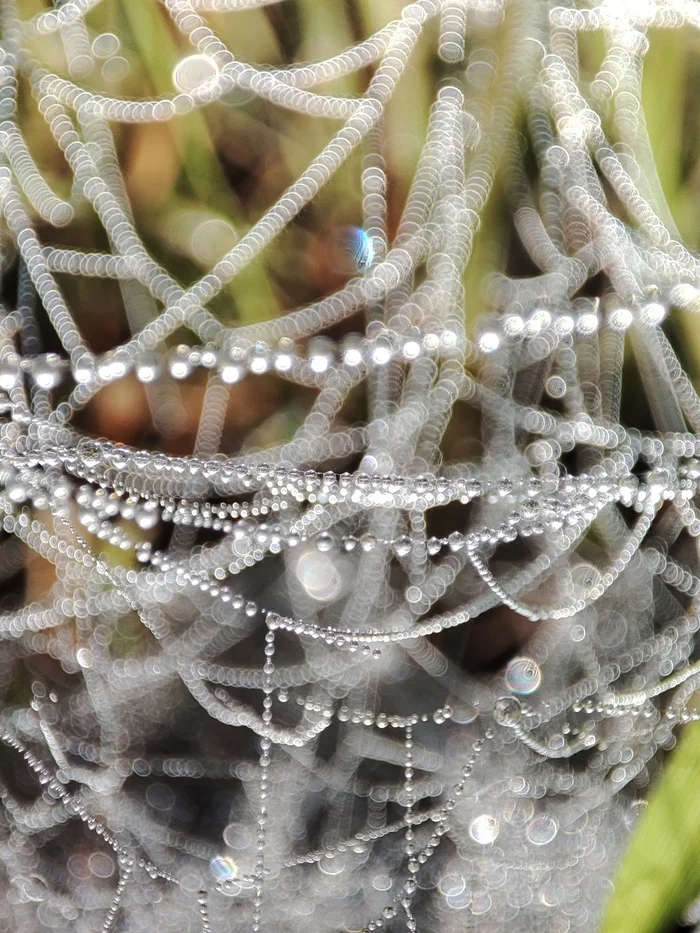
<box><xmin>4</xmin><ymin>0</ymin><xmax>700</xmax><ymax>931</ymax></box>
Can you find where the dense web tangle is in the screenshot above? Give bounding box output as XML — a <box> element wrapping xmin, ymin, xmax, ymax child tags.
<box><xmin>2</xmin><ymin>0</ymin><xmax>700</xmax><ymax>931</ymax></box>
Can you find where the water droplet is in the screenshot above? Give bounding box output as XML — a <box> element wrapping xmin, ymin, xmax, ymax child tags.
<box><xmin>76</xmin><ymin>648</ymin><xmax>93</xmax><ymax>669</ymax></box>
<box><xmin>526</xmin><ymin>815</ymin><xmax>558</xmax><ymax>845</ymax></box>
<box><xmin>446</xmin><ymin>887</ymin><xmax>472</xmax><ymax>910</ymax></box>
<box><xmin>295</xmin><ymin>549</ymin><xmax>344</xmax><ymax>602</ymax></box>
<box><xmin>373</xmin><ymin>874</ymin><xmax>392</xmax><ymax>891</ymax></box>
<box><xmin>92</xmin><ymin>33</ymin><xmax>120</xmax><ymax>58</ymax></box>
<box><xmin>173</xmin><ymin>54</ymin><xmax>219</xmax><ymax>93</ymax></box>
<box><xmin>192</xmin><ymin>219</ymin><xmax>237</xmax><ymax>265</ymax></box>
<box><xmin>448</xmin><ymin>698</ymin><xmax>478</xmax><ymax>724</ymax></box>
<box><xmin>217</xmin><ymin>878</ymin><xmax>242</xmax><ymax>897</ymax></box>
<box><xmin>210</xmin><ymin>855</ymin><xmax>238</xmax><ymax>882</ymax></box>
<box><xmin>469</xmin><ymin>814</ymin><xmax>499</xmax><ymax>845</ymax></box>
<box><xmin>505</xmin><ymin>657</ymin><xmax>541</xmax><ymax>695</ymax></box>
<box><xmin>343</xmin><ymin>227</ymin><xmax>374</xmax><ymax>272</ymax></box>
<box><xmin>102</xmin><ymin>56</ymin><xmax>129</xmax><ymax>82</ymax></box>
<box><xmin>493</xmin><ymin>696</ymin><xmax>522</xmax><ymax>726</ymax></box>
<box><xmin>478</xmin><ymin>331</ymin><xmax>500</xmax><ymax>353</ymax></box>
<box><xmin>439</xmin><ymin>873</ymin><xmax>466</xmax><ymax>897</ymax></box>
<box><xmin>89</xmin><ymin>853</ymin><xmax>115</xmax><ymax>879</ymax></box>
<box><xmin>319</xmin><ymin>853</ymin><xmax>345</xmax><ymax>875</ymax></box>
<box><xmin>546</xmin><ymin>375</ymin><xmax>566</xmax><ymax>398</ymax></box>
<box><xmin>17</xmin><ymin>875</ymin><xmax>48</xmax><ymax>902</ymax></box>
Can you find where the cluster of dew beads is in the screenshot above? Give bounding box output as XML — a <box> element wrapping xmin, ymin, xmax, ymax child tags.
<box><xmin>3</xmin><ymin>0</ymin><xmax>700</xmax><ymax>932</ymax></box>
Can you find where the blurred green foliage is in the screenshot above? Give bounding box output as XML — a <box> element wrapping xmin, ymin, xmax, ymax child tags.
<box><xmin>602</xmin><ymin>723</ymin><xmax>700</xmax><ymax>933</ymax></box>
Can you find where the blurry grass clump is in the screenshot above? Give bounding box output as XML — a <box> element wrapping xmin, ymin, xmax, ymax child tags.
<box><xmin>602</xmin><ymin>722</ymin><xmax>700</xmax><ymax>933</ymax></box>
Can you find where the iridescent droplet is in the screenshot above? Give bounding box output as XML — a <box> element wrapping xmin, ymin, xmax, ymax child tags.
<box><xmin>505</xmin><ymin>657</ymin><xmax>542</xmax><ymax>695</ymax></box>
<box><xmin>343</xmin><ymin>227</ymin><xmax>374</xmax><ymax>272</ymax></box>
<box><xmin>210</xmin><ymin>855</ymin><xmax>238</xmax><ymax>882</ymax></box>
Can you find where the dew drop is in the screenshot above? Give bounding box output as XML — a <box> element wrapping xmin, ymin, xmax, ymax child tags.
<box><xmin>505</xmin><ymin>657</ymin><xmax>542</xmax><ymax>695</ymax></box>
<box><xmin>210</xmin><ymin>855</ymin><xmax>238</xmax><ymax>882</ymax></box>
<box><xmin>469</xmin><ymin>814</ymin><xmax>499</xmax><ymax>845</ymax></box>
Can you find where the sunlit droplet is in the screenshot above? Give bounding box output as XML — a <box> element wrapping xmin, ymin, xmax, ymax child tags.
<box><xmin>76</xmin><ymin>648</ymin><xmax>93</xmax><ymax>669</ymax></box>
<box><xmin>478</xmin><ymin>331</ymin><xmax>500</xmax><ymax>353</ymax></box>
<box><xmin>295</xmin><ymin>549</ymin><xmax>344</xmax><ymax>602</ymax></box>
<box><xmin>469</xmin><ymin>814</ymin><xmax>499</xmax><ymax>845</ymax></box>
<box><xmin>210</xmin><ymin>855</ymin><xmax>238</xmax><ymax>882</ymax></box>
<box><xmin>609</xmin><ymin>306</ymin><xmax>633</xmax><ymax>331</ymax></box>
<box><xmin>640</xmin><ymin>301</ymin><xmax>666</xmax><ymax>326</ymax></box>
<box><xmin>173</xmin><ymin>54</ymin><xmax>219</xmax><ymax>93</ymax></box>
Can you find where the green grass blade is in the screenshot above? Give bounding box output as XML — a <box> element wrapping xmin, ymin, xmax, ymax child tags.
<box><xmin>601</xmin><ymin>724</ymin><xmax>700</xmax><ymax>933</ymax></box>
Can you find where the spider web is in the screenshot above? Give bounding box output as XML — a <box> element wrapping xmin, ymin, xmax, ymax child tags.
<box><xmin>0</xmin><ymin>1</ymin><xmax>700</xmax><ymax>931</ymax></box>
